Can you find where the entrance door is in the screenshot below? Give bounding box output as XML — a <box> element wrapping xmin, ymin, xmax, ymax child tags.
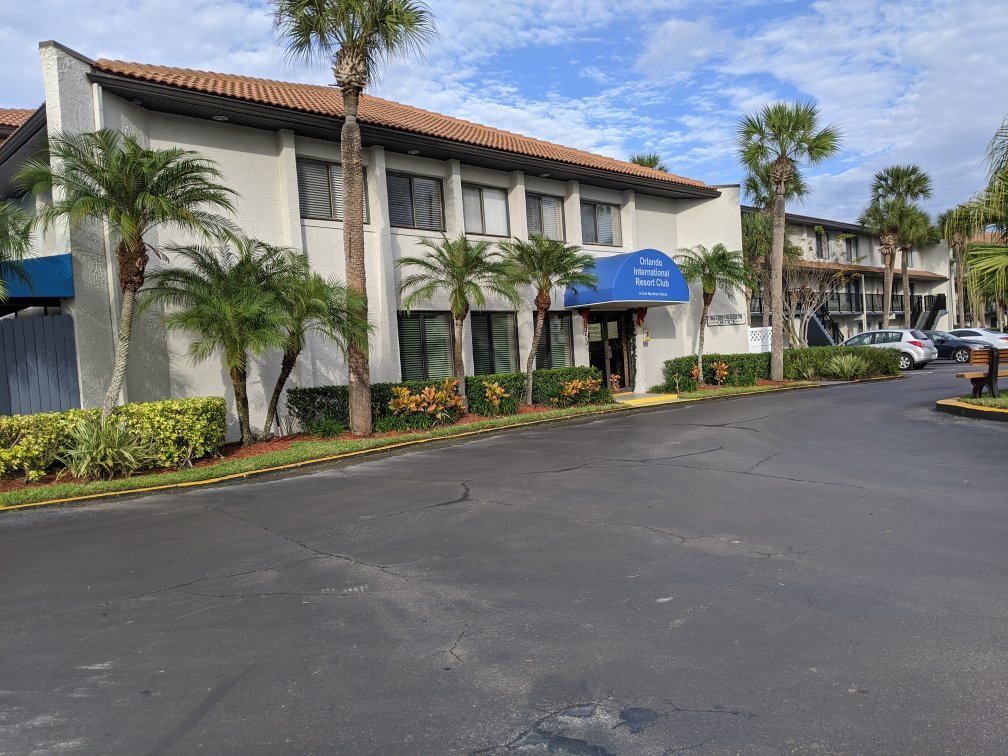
<box><xmin>587</xmin><ymin>312</ymin><xmax>629</xmax><ymax>391</ymax></box>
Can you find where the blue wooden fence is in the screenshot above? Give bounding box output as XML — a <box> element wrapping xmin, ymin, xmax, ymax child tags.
<box><xmin>0</xmin><ymin>314</ymin><xmax>81</xmax><ymax>416</ymax></box>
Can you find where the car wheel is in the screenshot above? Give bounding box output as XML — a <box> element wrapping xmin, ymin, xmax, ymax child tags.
<box><xmin>899</xmin><ymin>353</ymin><xmax>913</xmax><ymax>370</ymax></box>
<box><xmin>954</xmin><ymin>348</ymin><xmax>971</xmax><ymax>363</ymax></box>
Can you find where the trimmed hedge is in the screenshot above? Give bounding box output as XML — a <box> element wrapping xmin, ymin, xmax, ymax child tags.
<box><xmin>0</xmin><ymin>397</ymin><xmax>226</xmax><ymax>482</ymax></box>
<box><xmin>287</xmin><ymin>367</ymin><xmax>614</xmax><ymax>429</ymax></box>
<box><xmin>660</xmin><ymin>346</ymin><xmax>900</xmax><ymax>392</ymax></box>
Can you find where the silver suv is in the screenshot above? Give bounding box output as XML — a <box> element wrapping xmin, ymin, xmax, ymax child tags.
<box><xmin>840</xmin><ymin>329</ymin><xmax>938</xmax><ymax>370</ymax></box>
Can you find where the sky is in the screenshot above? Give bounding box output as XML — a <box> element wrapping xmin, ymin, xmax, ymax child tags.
<box><xmin>3</xmin><ymin>0</ymin><xmax>1007</xmax><ymax>222</ymax></box>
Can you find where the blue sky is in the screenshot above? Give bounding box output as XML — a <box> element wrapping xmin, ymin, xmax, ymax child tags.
<box><xmin>3</xmin><ymin>0</ymin><xmax>1007</xmax><ymax>222</ymax></box>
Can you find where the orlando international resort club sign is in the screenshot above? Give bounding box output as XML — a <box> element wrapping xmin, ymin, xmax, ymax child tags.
<box><xmin>564</xmin><ymin>249</ymin><xmax>690</xmax><ymax>309</ymax></box>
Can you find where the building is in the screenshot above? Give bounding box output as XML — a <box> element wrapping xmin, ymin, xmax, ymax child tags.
<box><xmin>1</xmin><ymin>42</ymin><xmax>750</xmax><ymax>426</ymax></box>
<box><xmin>742</xmin><ymin>207</ymin><xmax>954</xmax><ymax>343</ymax></box>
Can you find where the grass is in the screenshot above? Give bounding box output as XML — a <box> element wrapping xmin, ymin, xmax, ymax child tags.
<box><xmin>676</xmin><ymin>381</ymin><xmax>819</xmax><ymax>400</ymax></box>
<box><xmin>0</xmin><ymin>404</ymin><xmax>624</xmax><ymax>509</ymax></box>
<box><xmin>957</xmin><ymin>395</ymin><xmax>1008</xmax><ymax>409</ymax></box>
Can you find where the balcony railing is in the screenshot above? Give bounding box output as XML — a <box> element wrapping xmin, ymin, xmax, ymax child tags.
<box><xmin>751</xmin><ymin>292</ymin><xmax>941</xmax><ymax>318</ymax></box>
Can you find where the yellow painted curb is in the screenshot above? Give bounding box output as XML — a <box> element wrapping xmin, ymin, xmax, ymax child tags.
<box><xmin>0</xmin><ymin>406</ymin><xmax>630</xmax><ymax>512</ymax></box>
<box><xmin>616</xmin><ymin>394</ymin><xmax>679</xmax><ymax>407</ymax></box>
<box><xmin>935</xmin><ymin>397</ymin><xmax>1008</xmax><ymax>418</ymax></box>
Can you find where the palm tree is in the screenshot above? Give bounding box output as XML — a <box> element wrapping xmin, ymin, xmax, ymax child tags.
<box><xmin>397</xmin><ymin>235</ymin><xmax>517</xmax><ymax>411</ymax></box>
<box><xmin>629</xmin><ymin>152</ymin><xmax>668</xmax><ymax>172</ymax></box>
<box><xmin>742</xmin><ymin>161</ymin><xmax>808</xmax><ymax>214</ymax></box>
<box><xmin>871</xmin><ymin>165</ymin><xmax>933</xmax><ymax>327</ymax></box>
<box><xmin>740</xmin><ymin>211</ymin><xmax>801</xmax><ymax>326</ymax></box>
<box><xmin>737</xmin><ymin>102</ymin><xmax>842</xmax><ymax>380</ymax></box>
<box><xmin>937</xmin><ymin>206</ymin><xmax>979</xmax><ymax>327</ymax></box>
<box><xmin>896</xmin><ymin>207</ymin><xmax>938</xmax><ymax>326</ymax></box>
<box><xmin>499</xmin><ymin>235</ymin><xmax>597</xmax><ymax>405</ymax></box>
<box><xmin>272</xmin><ymin>0</ymin><xmax>436</xmax><ymax>436</ymax></box>
<box><xmin>140</xmin><ymin>238</ymin><xmax>291</xmax><ymax>445</ymax></box>
<box><xmin>677</xmin><ymin>243</ymin><xmax>749</xmax><ymax>382</ymax></box>
<box><xmin>859</xmin><ymin>196</ymin><xmax>911</xmax><ymax>329</ymax></box>
<box><xmin>0</xmin><ymin>201</ymin><xmax>31</xmax><ymax>302</ymax></box>
<box><xmin>961</xmin><ymin>117</ymin><xmax>1008</xmax><ymax>308</ymax></box>
<box><xmin>16</xmin><ymin>129</ymin><xmax>235</xmax><ymax>416</ymax></box>
<box><xmin>263</xmin><ymin>253</ymin><xmax>371</xmax><ymax>437</ymax></box>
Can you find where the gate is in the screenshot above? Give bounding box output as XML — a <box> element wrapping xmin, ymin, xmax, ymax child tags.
<box><xmin>0</xmin><ymin>314</ymin><xmax>81</xmax><ymax>416</ymax></box>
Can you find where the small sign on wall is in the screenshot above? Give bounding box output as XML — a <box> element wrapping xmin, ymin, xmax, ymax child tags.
<box><xmin>706</xmin><ymin>313</ymin><xmax>745</xmax><ymax>326</ymax></box>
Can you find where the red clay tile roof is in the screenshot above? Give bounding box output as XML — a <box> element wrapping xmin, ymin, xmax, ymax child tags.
<box><xmin>798</xmin><ymin>258</ymin><xmax>946</xmax><ymax>281</ymax></box>
<box><xmin>0</xmin><ymin>108</ymin><xmax>35</xmax><ymax>129</ymax></box>
<box><xmin>92</xmin><ymin>59</ymin><xmax>708</xmax><ymax>190</ymax></box>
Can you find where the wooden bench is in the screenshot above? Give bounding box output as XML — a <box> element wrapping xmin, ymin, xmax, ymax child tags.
<box><xmin>956</xmin><ymin>347</ymin><xmax>1008</xmax><ymax>398</ymax></box>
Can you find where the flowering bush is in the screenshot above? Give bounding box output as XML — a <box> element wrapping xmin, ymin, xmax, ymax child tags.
<box><xmin>386</xmin><ymin>378</ymin><xmax>464</xmax><ymax>428</ymax></box>
<box><xmin>482</xmin><ymin>380</ymin><xmax>512</xmax><ymax>415</ymax></box>
<box><xmin>711</xmin><ymin>361</ymin><xmax>730</xmax><ymax>386</ymax></box>
<box><xmin>552</xmin><ymin>376</ymin><xmax>604</xmax><ymax>407</ymax></box>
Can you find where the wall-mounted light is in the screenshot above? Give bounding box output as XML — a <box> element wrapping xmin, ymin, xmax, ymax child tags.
<box><xmin>211</xmin><ymin>114</ymin><xmax>229</xmax><ymax>122</ymax></box>
<box><xmin>539</xmin><ymin>172</ymin><xmax>550</xmax><ymax>178</ymax></box>
<box><xmin>407</xmin><ymin>149</ymin><xmax>420</xmax><ymax>155</ymax></box>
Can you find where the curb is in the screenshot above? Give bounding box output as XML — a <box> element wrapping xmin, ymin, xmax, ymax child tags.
<box><xmin>935</xmin><ymin>397</ymin><xmax>1008</xmax><ymax>422</ymax></box>
<box><xmin>0</xmin><ymin>376</ymin><xmax>899</xmax><ymax>513</ymax></box>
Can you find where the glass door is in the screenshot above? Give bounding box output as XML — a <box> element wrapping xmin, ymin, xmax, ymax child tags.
<box><xmin>587</xmin><ymin>313</ymin><xmax>630</xmax><ymax>392</ymax></box>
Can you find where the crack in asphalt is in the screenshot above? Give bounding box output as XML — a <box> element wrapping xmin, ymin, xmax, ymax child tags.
<box><xmin>748</xmin><ymin>451</ymin><xmax>783</xmax><ymax>472</ymax></box>
<box><xmin>420</xmin><ymin>625</ymin><xmax>469</xmax><ymax>664</ymax></box>
<box><xmin>665</xmin><ymin>702</ymin><xmax>757</xmax><ymax>719</ymax></box>
<box><xmin>663</xmin><ymin>737</ymin><xmax>716</xmax><ymax>754</ymax></box>
<box><xmin>653</xmin><ymin>460</ymin><xmax>868</xmax><ymax>489</ymax></box>
<box><xmin>470</xmin><ymin>702</ymin><xmax>602</xmax><ymax>755</ymax></box>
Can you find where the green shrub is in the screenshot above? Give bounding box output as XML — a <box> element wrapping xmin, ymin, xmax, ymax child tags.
<box><xmin>822</xmin><ymin>353</ymin><xmax>870</xmax><ymax>380</ymax></box>
<box><xmin>57</xmin><ymin>416</ymin><xmax>159</xmax><ymax>481</ymax></box>
<box><xmin>0</xmin><ymin>397</ymin><xmax>225</xmax><ymax>482</ymax></box>
<box><xmin>531</xmin><ymin>366</ymin><xmax>614</xmax><ymax>406</ymax></box>
<box><xmin>783</xmin><ymin>346</ymin><xmax>899</xmax><ymax>379</ymax></box>
<box><xmin>661</xmin><ymin>353</ymin><xmax>770</xmax><ymax>392</ymax></box>
<box><xmin>306</xmin><ymin>418</ymin><xmax>345</xmax><ymax>437</ymax></box>
<box><xmin>464</xmin><ymin>374</ymin><xmax>525</xmax><ymax>416</ymax></box>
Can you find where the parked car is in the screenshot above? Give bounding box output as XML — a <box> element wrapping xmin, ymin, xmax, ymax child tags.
<box><xmin>923</xmin><ymin>330</ymin><xmax>988</xmax><ymax>363</ymax></box>
<box><xmin>840</xmin><ymin>329</ymin><xmax>938</xmax><ymax>370</ymax></box>
<box><xmin>946</xmin><ymin>327</ymin><xmax>1008</xmax><ymax>347</ymax></box>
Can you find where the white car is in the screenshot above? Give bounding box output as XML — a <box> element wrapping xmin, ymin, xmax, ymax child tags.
<box><xmin>946</xmin><ymin>327</ymin><xmax>1008</xmax><ymax>347</ymax></box>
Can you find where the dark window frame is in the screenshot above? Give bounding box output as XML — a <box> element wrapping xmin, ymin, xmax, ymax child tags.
<box><xmin>397</xmin><ymin>310</ymin><xmax>455</xmax><ymax>382</ymax></box>
<box><xmin>526</xmin><ymin>192</ymin><xmax>566</xmax><ymax>241</ymax></box>
<box><xmin>462</xmin><ymin>184</ymin><xmax>511</xmax><ymax>238</ymax></box>
<box><xmin>580</xmin><ymin>199</ymin><xmax>622</xmax><ymax>246</ymax></box>
<box><xmin>536</xmin><ymin>311</ymin><xmax>574</xmax><ymax>370</ymax></box>
<box><xmin>471</xmin><ymin>310</ymin><xmax>519</xmax><ymax>375</ymax></box>
<box><xmin>295</xmin><ymin>157</ymin><xmax>370</xmax><ymax>223</ymax></box>
<box><xmin>387</xmin><ymin>171</ymin><xmax>446</xmax><ymax>231</ymax></box>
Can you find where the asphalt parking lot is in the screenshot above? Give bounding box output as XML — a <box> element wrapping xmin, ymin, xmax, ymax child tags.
<box><xmin>2</xmin><ymin>362</ymin><xmax>1006</xmax><ymax>754</ymax></box>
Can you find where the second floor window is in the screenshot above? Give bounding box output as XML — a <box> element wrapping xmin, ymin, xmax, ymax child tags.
<box><xmin>581</xmin><ymin>201</ymin><xmax>622</xmax><ymax>246</ymax></box>
<box><xmin>526</xmin><ymin>193</ymin><xmax>565</xmax><ymax>240</ymax></box>
<box><xmin>462</xmin><ymin>185</ymin><xmax>509</xmax><ymax>236</ymax></box>
<box><xmin>845</xmin><ymin>236</ymin><xmax>859</xmax><ymax>262</ymax></box>
<box><xmin>387</xmin><ymin>173</ymin><xmax>445</xmax><ymax>231</ymax></box>
<box><xmin>296</xmin><ymin>159</ymin><xmax>369</xmax><ymax>222</ymax></box>
<box><xmin>815</xmin><ymin>231</ymin><xmax>830</xmax><ymax>258</ymax></box>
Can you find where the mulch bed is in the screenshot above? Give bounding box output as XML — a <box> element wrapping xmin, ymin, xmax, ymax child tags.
<box><xmin>693</xmin><ymin>379</ymin><xmax>794</xmax><ymax>392</ymax></box>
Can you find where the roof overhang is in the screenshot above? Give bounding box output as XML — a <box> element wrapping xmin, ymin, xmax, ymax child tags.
<box><xmin>564</xmin><ymin>249</ymin><xmax>690</xmax><ymax>309</ymax></box>
<box><xmin>88</xmin><ymin>72</ymin><xmax>720</xmax><ymax>201</ymax></box>
<box><xmin>0</xmin><ymin>106</ymin><xmax>47</xmax><ymax>195</ymax></box>
<box><xmin>2</xmin><ymin>253</ymin><xmax>75</xmax><ymax>301</ymax></box>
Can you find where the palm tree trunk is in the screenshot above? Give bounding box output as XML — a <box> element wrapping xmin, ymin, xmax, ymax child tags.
<box><xmin>525</xmin><ymin>302</ymin><xmax>549</xmax><ymax>406</ymax></box>
<box><xmin>453</xmin><ymin>316</ymin><xmax>468</xmax><ymax>412</ymax></box>
<box><xmin>954</xmin><ymin>243</ymin><xmax>966</xmax><ymax>328</ymax></box>
<box><xmin>263</xmin><ymin>344</ymin><xmax>300</xmax><ymax>438</ymax></box>
<box><xmin>229</xmin><ymin>365</ymin><xmax>253</xmax><ymax>445</ymax></box>
<box><xmin>341</xmin><ymin>86</ymin><xmax>372</xmax><ymax>436</ymax></box>
<box><xmin>882</xmin><ymin>249</ymin><xmax>894</xmax><ymax>329</ymax></box>
<box><xmin>901</xmin><ymin>247</ymin><xmax>911</xmax><ymax>328</ymax></box>
<box><xmin>770</xmin><ymin>190</ymin><xmax>786</xmax><ymax>381</ymax></box>
<box><xmin>102</xmin><ymin>287</ymin><xmax>137</xmax><ymax>418</ymax></box>
<box><xmin>697</xmin><ymin>302</ymin><xmax>709</xmax><ymax>385</ymax></box>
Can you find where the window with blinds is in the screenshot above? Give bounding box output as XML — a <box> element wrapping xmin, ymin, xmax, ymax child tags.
<box><xmin>535</xmin><ymin>312</ymin><xmax>573</xmax><ymax>369</ymax></box>
<box><xmin>526</xmin><ymin>193</ymin><xmax>565</xmax><ymax>240</ymax></box>
<box><xmin>397</xmin><ymin>312</ymin><xmax>454</xmax><ymax>381</ymax></box>
<box><xmin>580</xmin><ymin>201</ymin><xmax>622</xmax><ymax>246</ymax></box>
<box><xmin>387</xmin><ymin>172</ymin><xmax>445</xmax><ymax>230</ymax></box>
<box><xmin>462</xmin><ymin>185</ymin><xmax>509</xmax><ymax>236</ymax></box>
<box><xmin>296</xmin><ymin>158</ymin><xmax>369</xmax><ymax>222</ymax></box>
<box><xmin>471</xmin><ymin>312</ymin><xmax>518</xmax><ymax>375</ymax></box>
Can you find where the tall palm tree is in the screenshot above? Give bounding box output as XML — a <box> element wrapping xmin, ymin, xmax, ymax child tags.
<box><xmin>871</xmin><ymin>165</ymin><xmax>933</xmax><ymax>327</ymax></box>
<box><xmin>737</xmin><ymin>102</ymin><xmax>842</xmax><ymax>380</ymax></box>
<box><xmin>499</xmin><ymin>235</ymin><xmax>597</xmax><ymax>405</ymax></box>
<box><xmin>676</xmin><ymin>243</ymin><xmax>749</xmax><ymax>383</ymax></box>
<box><xmin>272</xmin><ymin>0</ymin><xmax>436</xmax><ymax>436</ymax></box>
<box><xmin>961</xmin><ymin>117</ymin><xmax>1008</xmax><ymax>306</ymax></box>
<box><xmin>629</xmin><ymin>152</ymin><xmax>668</xmax><ymax>172</ymax></box>
<box><xmin>937</xmin><ymin>206</ymin><xmax>979</xmax><ymax>327</ymax></box>
<box><xmin>140</xmin><ymin>238</ymin><xmax>291</xmax><ymax>445</ymax></box>
<box><xmin>859</xmin><ymin>197</ymin><xmax>911</xmax><ymax>329</ymax></box>
<box><xmin>740</xmin><ymin>211</ymin><xmax>801</xmax><ymax>326</ymax></box>
<box><xmin>263</xmin><ymin>252</ymin><xmax>371</xmax><ymax>437</ymax></box>
<box><xmin>15</xmin><ymin>129</ymin><xmax>235</xmax><ymax>416</ymax></box>
<box><xmin>896</xmin><ymin>207</ymin><xmax>938</xmax><ymax>326</ymax></box>
<box><xmin>397</xmin><ymin>235</ymin><xmax>517</xmax><ymax>411</ymax></box>
<box><xmin>742</xmin><ymin>161</ymin><xmax>809</xmax><ymax>214</ymax></box>
<box><xmin>0</xmin><ymin>200</ymin><xmax>31</xmax><ymax>302</ymax></box>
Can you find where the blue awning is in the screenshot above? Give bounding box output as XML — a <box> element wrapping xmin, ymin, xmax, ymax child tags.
<box><xmin>564</xmin><ymin>248</ymin><xmax>689</xmax><ymax>309</ymax></box>
<box><xmin>2</xmin><ymin>254</ymin><xmax>75</xmax><ymax>300</ymax></box>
